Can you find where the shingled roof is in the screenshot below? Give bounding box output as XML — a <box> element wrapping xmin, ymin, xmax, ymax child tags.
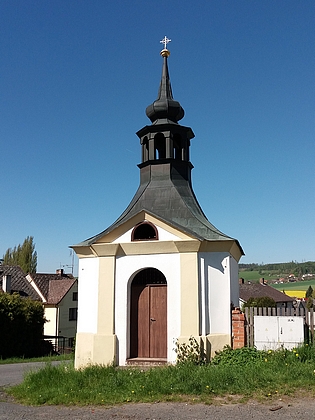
<box><xmin>0</xmin><ymin>265</ymin><xmax>76</xmax><ymax>305</ymax></box>
<box><xmin>0</xmin><ymin>265</ymin><xmax>39</xmax><ymax>300</ymax></box>
<box><xmin>239</xmin><ymin>281</ymin><xmax>294</xmax><ymax>304</ymax></box>
<box><xmin>27</xmin><ymin>270</ymin><xmax>76</xmax><ymax>304</ymax></box>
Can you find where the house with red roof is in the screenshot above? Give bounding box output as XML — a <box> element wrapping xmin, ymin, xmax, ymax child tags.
<box><xmin>1</xmin><ymin>265</ymin><xmax>78</xmax><ymax>351</ymax></box>
<box><xmin>239</xmin><ymin>278</ymin><xmax>295</xmax><ymax>309</ymax></box>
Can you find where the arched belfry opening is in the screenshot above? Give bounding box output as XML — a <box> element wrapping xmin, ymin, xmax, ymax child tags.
<box><xmin>154</xmin><ymin>133</ymin><xmax>166</xmax><ymax>159</ymax></box>
<box><xmin>129</xmin><ymin>268</ymin><xmax>167</xmax><ymax>359</ymax></box>
<box><xmin>131</xmin><ymin>221</ymin><xmax>158</xmax><ymax>241</ymax></box>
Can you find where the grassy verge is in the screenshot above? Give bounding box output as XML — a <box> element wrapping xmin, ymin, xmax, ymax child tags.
<box><xmin>8</xmin><ymin>345</ymin><xmax>315</xmax><ymax>406</ymax></box>
<box><xmin>0</xmin><ymin>353</ymin><xmax>74</xmax><ymax>365</ymax></box>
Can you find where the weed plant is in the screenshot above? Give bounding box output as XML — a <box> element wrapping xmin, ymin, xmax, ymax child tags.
<box><xmin>9</xmin><ymin>344</ymin><xmax>315</xmax><ymax>406</ymax></box>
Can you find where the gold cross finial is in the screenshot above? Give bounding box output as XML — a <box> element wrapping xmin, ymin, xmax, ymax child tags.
<box><xmin>160</xmin><ymin>36</ymin><xmax>171</xmax><ymax>50</ymax></box>
<box><xmin>160</xmin><ymin>36</ymin><xmax>171</xmax><ymax>57</ymax></box>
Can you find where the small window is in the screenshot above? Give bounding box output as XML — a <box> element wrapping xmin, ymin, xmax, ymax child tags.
<box><xmin>69</xmin><ymin>307</ymin><xmax>78</xmax><ymax>321</ymax></box>
<box><xmin>131</xmin><ymin>221</ymin><xmax>158</xmax><ymax>241</ymax></box>
<box><xmin>72</xmin><ymin>292</ymin><xmax>78</xmax><ymax>301</ymax></box>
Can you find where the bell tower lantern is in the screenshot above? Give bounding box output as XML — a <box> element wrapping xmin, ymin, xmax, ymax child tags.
<box><xmin>137</xmin><ymin>37</ymin><xmax>194</xmax><ymax>183</ymax></box>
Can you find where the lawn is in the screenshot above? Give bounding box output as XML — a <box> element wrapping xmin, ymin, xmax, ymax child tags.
<box><xmin>272</xmin><ymin>280</ymin><xmax>315</xmax><ymax>291</ymax></box>
<box><xmin>0</xmin><ymin>354</ymin><xmax>73</xmax><ymax>365</ymax></box>
<box><xmin>272</xmin><ymin>280</ymin><xmax>315</xmax><ymax>298</ymax></box>
<box><xmin>238</xmin><ymin>270</ymin><xmax>263</xmax><ymax>281</ymax></box>
<box><xmin>8</xmin><ymin>345</ymin><xmax>315</xmax><ymax>406</ymax></box>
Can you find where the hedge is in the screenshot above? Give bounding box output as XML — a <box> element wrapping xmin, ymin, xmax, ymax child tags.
<box><xmin>0</xmin><ymin>293</ymin><xmax>48</xmax><ymax>359</ymax></box>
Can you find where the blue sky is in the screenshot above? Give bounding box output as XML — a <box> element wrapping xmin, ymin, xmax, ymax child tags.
<box><xmin>1</xmin><ymin>0</ymin><xmax>314</xmax><ymax>275</ymax></box>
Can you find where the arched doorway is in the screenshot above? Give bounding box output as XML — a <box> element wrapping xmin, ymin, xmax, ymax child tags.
<box><xmin>130</xmin><ymin>268</ymin><xmax>167</xmax><ymax>359</ymax></box>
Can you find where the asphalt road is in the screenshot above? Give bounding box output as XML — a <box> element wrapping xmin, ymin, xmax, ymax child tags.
<box><xmin>1</xmin><ymin>362</ymin><xmax>315</xmax><ymax>419</ymax></box>
<box><xmin>0</xmin><ymin>361</ymin><xmax>64</xmax><ymax>387</ymax></box>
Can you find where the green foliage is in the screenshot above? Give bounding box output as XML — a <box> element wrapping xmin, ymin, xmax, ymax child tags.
<box><xmin>306</xmin><ymin>285</ymin><xmax>313</xmax><ymax>298</ymax></box>
<box><xmin>174</xmin><ymin>336</ymin><xmax>207</xmax><ymax>365</ymax></box>
<box><xmin>0</xmin><ymin>354</ymin><xmax>73</xmax><ymax>365</ymax></box>
<box><xmin>2</xmin><ymin>236</ymin><xmax>37</xmax><ymax>273</ymax></box>
<box><xmin>0</xmin><ymin>293</ymin><xmax>47</xmax><ymax>358</ymax></box>
<box><xmin>306</xmin><ymin>297</ymin><xmax>314</xmax><ymax>310</ymax></box>
<box><xmin>212</xmin><ymin>344</ymin><xmax>315</xmax><ymax>367</ymax></box>
<box><xmin>211</xmin><ymin>345</ymin><xmax>265</xmax><ymax>366</ymax></box>
<box><xmin>243</xmin><ymin>296</ymin><xmax>276</xmax><ymax>308</ymax></box>
<box><xmin>9</xmin><ymin>343</ymin><xmax>315</xmax><ymax>406</ymax></box>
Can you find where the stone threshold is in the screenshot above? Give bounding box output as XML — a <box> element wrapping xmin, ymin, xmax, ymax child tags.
<box><xmin>126</xmin><ymin>357</ymin><xmax>167</xmax><ymax>366</ymax></box>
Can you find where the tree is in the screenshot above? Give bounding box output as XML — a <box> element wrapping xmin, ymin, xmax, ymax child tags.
<box><xmin>306</xmin><ymin>285</ymin><xmax>313</xmax><ymax>299</ymax></box>
<box><xmin>0</xmin><ymin>293</ymin><xmax>49</xmax><ymax>358</ymax></box>
<box><xmin>2</xmin><ymin>236</ymin><xmax>37</xmax><ymax>273</ymax></box>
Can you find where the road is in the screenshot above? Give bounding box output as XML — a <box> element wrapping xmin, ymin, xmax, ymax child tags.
<box><xmin>0</xmin><ymin>361</ymin><xmax>64</xmax><ymax>387</ymax></box>
<box><xmin>1</xmin><ymin>362</ymin><xmax>315</xmax><ymax>419</ymax></box>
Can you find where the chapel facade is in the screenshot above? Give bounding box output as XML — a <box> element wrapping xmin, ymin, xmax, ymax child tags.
<box><xmin>72</xmin><ymin>39</ymin><xmax>244</xmax><ymax>368</ymax></box>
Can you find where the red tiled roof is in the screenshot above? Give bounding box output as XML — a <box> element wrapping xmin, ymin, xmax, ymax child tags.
<box><xmin>47</xmin><ymin>278</ymin><xmax>76</xmax><ymax>304</ymax></box>
<box><xmin>28</xmin><ymin>272</ymin><xmax>75</xmax><ymax>302</ymax></box>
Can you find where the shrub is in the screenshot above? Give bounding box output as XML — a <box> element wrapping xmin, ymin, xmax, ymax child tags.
<box><xmin>0</xmin><ymin>293</ymin><xmax>46</xmax><ymax>359</ymax></box>
<box><xmin>243</xmin><ymin>296</ymin><xmax>276</xmax><ymax>308</ymax></box>
<box><xmin>174</xmin><ymin>336</ymin><xmax>207</xmax><ymax>365</ymax></box>
<box><xmin>211</xmin><ymin>345</ymin><xmax>265</xmax><ymax>366</ymax></box>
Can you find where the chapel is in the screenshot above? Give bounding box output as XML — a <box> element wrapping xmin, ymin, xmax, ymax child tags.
<box><xmin>72</xmin><ymin>37</ymin><xmax>244</xmax><ymax>368</ymax></box>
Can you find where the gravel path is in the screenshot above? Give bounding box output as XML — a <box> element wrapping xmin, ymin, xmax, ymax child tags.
<box><xmin>1</xmin><ymin>396</ymin><xmax>315</xmax><ymax>420</ymax></box>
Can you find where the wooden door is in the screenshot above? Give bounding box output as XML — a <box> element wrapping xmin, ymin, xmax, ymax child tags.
<box><xmin>130</xmin><ymin>284</ymin><xmax>167</xmax><ymax>358</ymax></box>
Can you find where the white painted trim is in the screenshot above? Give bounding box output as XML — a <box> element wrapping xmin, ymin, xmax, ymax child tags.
<box><xmin>26</xmin><ymin>274</ymin><xmax>47</xmax><ymax>302</ymax></box>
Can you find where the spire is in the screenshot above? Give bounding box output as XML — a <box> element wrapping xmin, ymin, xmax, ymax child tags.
<box><xmin>146</xmin><ymin>36</ymin><xmax>184</xmax><ymax>125</ymax></box>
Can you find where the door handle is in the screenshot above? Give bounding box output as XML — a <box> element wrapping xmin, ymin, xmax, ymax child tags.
<box><xmin>150</xmin><ymin>318</ymin><xmax>156</xmax><ymax>321</ymax></box>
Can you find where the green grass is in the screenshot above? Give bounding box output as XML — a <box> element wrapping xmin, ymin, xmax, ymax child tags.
<box><xmin>272</xmin><ymin>280</ymin><xmax>315</xmax><ymax>291</ymax></box>
<box><xmin>8</xmin><ymin>345</ymin><xmax>315</xmax><ymax>406</ymax></box>
<box><xmin>239</xmin><ymin>270</ymin><xmax>315</xmax><ymax>292</ymax></box>
<box><xmin>0</xmin><ymin>353</ymin><xmax>74</xmax><ymax>365</ymax></box>
<box><xmin>238</xmin><ymin>270</ymin><xmax>262</xmax><ymax>282</ymax></box>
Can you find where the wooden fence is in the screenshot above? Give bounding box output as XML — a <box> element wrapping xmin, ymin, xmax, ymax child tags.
<box><xmin>244</xmin><ymin>306</ymin><xmax>314</xmax><ymax>347</ymax></box>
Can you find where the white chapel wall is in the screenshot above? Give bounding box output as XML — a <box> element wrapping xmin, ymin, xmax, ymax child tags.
<box><xmin>229</xmin><ymin>255</ymin><xmax>240</xmax><ymax>308</ymax></box>
<box><xmin>198</xmin><ymin>252</ymin><xmax>233</xmax><ymax>335</ymax></box>
<box><xmin>115</xmin><ymin>253</ymin><xmax>181</xmax><ymax>365</ymax></box>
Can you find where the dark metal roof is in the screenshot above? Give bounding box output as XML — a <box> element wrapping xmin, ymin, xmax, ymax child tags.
<box><xmin>146</xmin><ymin>53</ymin><xmax>184</xmax><ymax>125</ymax></box>
<box><xmin>76</xmin><ymin>160</ymin><xmax>243</xmax><ymax>252</ymax></box>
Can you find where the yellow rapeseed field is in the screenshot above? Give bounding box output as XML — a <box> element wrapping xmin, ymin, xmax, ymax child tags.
<box><xmin>283</xmin><ymin>290</ymin><xmax>306</xmax><ymax>298</ymax></box>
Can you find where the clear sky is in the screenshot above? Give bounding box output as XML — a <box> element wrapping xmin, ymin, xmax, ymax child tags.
<box><xmin>1</xmin><ymin>0</ymin><xmax>314</xmax><ymax>275</ymax></box>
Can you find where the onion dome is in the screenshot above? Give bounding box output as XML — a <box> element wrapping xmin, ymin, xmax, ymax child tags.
<box><xmin>146</xmin><ymin>38</ymin><xmax>184</xmax><ymax>124</ymax></box>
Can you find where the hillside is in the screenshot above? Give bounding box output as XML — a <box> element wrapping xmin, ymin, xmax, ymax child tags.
<box><xmin>239</xmin><ymin>261</ymin><xmax>315</xmax><ymax>282</ymax></box>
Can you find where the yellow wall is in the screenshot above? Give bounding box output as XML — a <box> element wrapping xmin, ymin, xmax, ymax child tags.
<box><xmin>179</xmin><ymin>252</ymin><xmax>199</xmax><ymax>337</ymax></box>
